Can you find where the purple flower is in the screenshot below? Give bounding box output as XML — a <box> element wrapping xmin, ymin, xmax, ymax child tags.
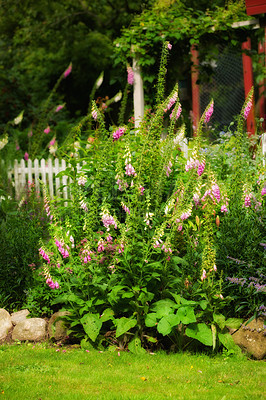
<box><xmin>204</xmin><ymin>101</ymin><xmax>214</xmax><ymax>123</ymax></box>
<box><xmin>261</xmin><ymin>187</ymin><xmax>266</xmax><ymax>196</ymax></box>
<box><xmin>127</xmin><ymin>66</ymin><xmax>134</xmax><ymax>85</ymax></box>
<box><xmin>244</xmin><ymin>100</ymin><xmax>252</xmax><ymax>120</ymax></box>
<box><xmin>44</xmin><ymin>126</ymin><xmax>51</xmax><ymax>134</ymax></box>
<box><xmin>24</xmin><ymin>152</ymin><xmax>29</xmax><ymax>161</ymax></box>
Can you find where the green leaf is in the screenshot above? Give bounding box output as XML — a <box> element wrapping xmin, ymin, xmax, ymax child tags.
<box><xmin>157</xmin><ymin>314</ymin><xmax>180</xmax><ymax>336</ymax></box>
<box><xmin>218</xmin><ymin>332</ymin><xmax>242</xmax><ymax>354</ymax></box>
<box><xmin>213</xmin><ymin>313</ymin><xmax>226</xmax><ymax>330</ymax></box>
<box><xmin>80</xmin><ymin>313</ymin><xmax>102</xmax><ymax>342</ymax></box>
<box><xmin>177</xmin><ymin>307</ymin><xmax>196</xmax><ymax>324</ymax></box>
<box><xmin>199</xmin><ymin>300</ymin><xmax>208</xmax><ymax>310</ymax></box>
<box><xmin>186</xmin><ymin>323</ymin><xmax>213</xmax><ymax>346</ymax></box>
<box><xmin>225</xmin><ymin>318</ymin><xmax>243</xmax><ymax>329</ymax></box>
<box><xmin>145</xmin><ymin>313</ymin><xmax>158</xmax><ymax>327</ymax></box>
<box><xmin>128</xmin><ymin>336</ymin><xmax>146</xmax><ymax>355</ymax></box>
<box><xmin>151</xmin><ymin>299</ymin><xmax>177</xmax><ymax>318</ymax></box>
<box><xmin>115</xmin><ymin>317</ymin><xmax>137</xmax><ymax>338</ymax></box>
<box><xmin>100</xmin><ymin>308</ymin><xmax>114</xmax><ymax>323</ymax></box>
<box><xmin>172</xmin><ymin>256</ymin><xmax>188</xmax><ymax>266</ymax></box>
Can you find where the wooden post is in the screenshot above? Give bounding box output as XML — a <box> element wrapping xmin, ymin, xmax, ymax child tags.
<box><xmin>191</xmin><ymin>45</ymin><xmax>200</xmax><ymax>135</ymax></box>
<box><xmin>258</xmin><ymin>28</ymin><xmax>266</xmax><ymax>131</ymax></box>
<box><xmin>242</xmin><ymin>38</ymin><xmax>256</xmax><ymax>136</ymax></box>
<box><xmin>132</xmin><ymin>58</ymin><xmax>144</xmax><ymax>128</ymax></box>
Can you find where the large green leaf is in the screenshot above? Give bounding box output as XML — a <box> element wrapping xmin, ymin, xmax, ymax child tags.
<box><xmin>115</xmin><ymin>317</ymin><xmax>137</xmax><ymax>338</ymax></box>
<box><xmin>218</xmin><ymin>332</ymin><xmax>242</xmax><ymax>354</ymax></box>
<box><xmin>128</xmin><ymin>336</ymin><xmax>146</xmax><ymax>355</ymax></box>
<box><xmin>80</xmin><ymin>313</ymin><xmax>102</xmax><ymax>342</ymax></box>
<box><xmin>225</xmin><ymin>318</ymin><xmax>243</xmax><ymax>329</ymax></box>
<box><xmin>186</xmin><ymin>323</ymin><xmax>213</xmax><ymax>346</ymax></box>
<box><xmin>145</xmin><ymin>313</ymin><xmax>158</xmax><ymax>327</ymax></box>
<box><xmin>100</xmin><ymin>308</ymin><xmax>114</xmax><ymax>323</ymax></box>
<box><xmin>157</xmin><ymin>314</ymin><xmax>180</xmax><ymax>336</ymax></box>
<box><xmin>177</xmin><ymin>306</ymin><xmax>196</xmax><ymax>324</ymax></box>
<box><xmin>151</xmin><ymin>299</ymin><xmax>177</xmax><ymax>318</ymax></box>
<box><xmin>213</xmin><ymin>313</ymin><xmax>226</xmax><ymax>330</ymax></box>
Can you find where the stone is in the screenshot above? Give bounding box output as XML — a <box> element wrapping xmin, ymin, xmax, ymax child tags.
<box><xmin>231</xmin><ymin>317</ymin><xmax>266</xmax><ymax>360</ymax></box>
<box><xmin>11</xmin><ymin>309</ymin><xmax>30</xmax><ymax>325</ymax></box>
<box><xmin>0</xmin><ymin>308</ymin><xmax>13</xmax><ymax>343</ymax></box>
<box><xmin>48</xmin><ymin>311</ymin><xmax>70</xmax><ymax>341</ymax></box>
<box><xmin>12</xmin><ymin>318</ymin><xmax>47</xmax><ymax>342</ymax></box>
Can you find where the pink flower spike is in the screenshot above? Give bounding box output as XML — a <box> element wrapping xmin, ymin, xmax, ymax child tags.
<box><xmin>55</xmin><ymin>104</ymin><xmax>64</xmax><ymax>112</ymax></box>
<box><xmin>64</xmin><ymin>63</ymin><xmax>72</xmax><ymax>78</ymax></box>
<box><xmin>204</xmin><ymin>101</ymin><xmax>214</xmax><ymax>123</ymax></box>
<box><xmin>24</xmin><ymin>152</ymin><xmax>29</xmax><ymax>161</ymax></box>
<box><xmin>221</xmin><ymin>205</ymin><xmax>228</xmax><ymax>213</ymax></box>
<box><xmin>201</xmin><ymin>269</ymin><xmax>207</xmax><ymax>281</ymax></box>
<box><xmin>44</xmin><ymin>126</ymin><xmax>51</xmax><ymax>134</ymax></box>
<box><xmin>127</xmin><ymin>66</ymin><xmax>134</xmax><ymax>85</ymax></box>
<box><xmin>92</xmin><ymin>109</ymin><xmax>97</xmax><ymax>121</ymax></box>
<box><xmin>244</xmin><ymin>100</ymin><xmax>252</xmax><ymax>120</ymax></box>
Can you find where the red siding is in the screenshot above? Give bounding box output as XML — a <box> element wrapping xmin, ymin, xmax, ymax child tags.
<box><xmin>245</xmin><ymin>0</ymin><xmax>266</xmax><ymax>15</ymax></box>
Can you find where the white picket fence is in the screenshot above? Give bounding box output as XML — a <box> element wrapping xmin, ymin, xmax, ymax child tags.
<box><xmin>6</xmin><ymin>158</ymin><xmax>85</xmax><ymax>201</ymax></box>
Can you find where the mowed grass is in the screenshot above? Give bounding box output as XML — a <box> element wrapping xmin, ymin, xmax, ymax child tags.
<box><xmin>0</xmin><ymin>343</ymin><xmax>265</xmax><ymax>400</ymax></box>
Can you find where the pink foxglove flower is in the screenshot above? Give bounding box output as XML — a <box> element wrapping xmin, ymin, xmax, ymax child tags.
<box><xmin>167</xmin><ymin>43</ymin><xmax>172</xmax><ymax>50</ymax></box>
<box><xmin>113</xmin><ymin>127</ymin><xmax>126</xmax><ymax>141</ymax></box>
<box><xmin>167</xmin><ymin>91</ymin><xmax>178</xmax><ymax>110</ymax></box>
<box><xmin>92</xmin><ymin>109</ymin><xmax>97</xmax><ymax>121</ymax></box>
<box><xmin>180</xmin><ymin>211</ymin><xmax>191</xmax><ymax>221</ymax></box>
<box><xmin>127</xmin><ymin>66</ymin><xmax>134</xmax><ymax>85</ymax></box>
<box><xmin>221</xmin><ymin>205</ymin><xmax>228</xmax><ymax>213</ymax></box>
<box><xmin>244</xmin><ymin>194</ymin><xmax>251</xmax><ymax>207</ymax></box>
<box><xmin>39</xmin><ymin>248</ymin><xmax>50</xmax><ymax>263</ymax></box>
<box><xmin>197</xmin><ymin>161</ymin><xmax>205</xmax><ymax>176</ymax></box>
<box><xmin>107</xmin><ymin>235</ymin><xmax>113</xmax><ymax>243</ymax></box>
<box><xmin>139</xmin><ymin>186</ymin><xmax>145</xmax><ymax>195</ymax></box>
<box><xmin>201</xmin><ymin>269</ymin><xmax>207</xmax><ymax>281</ymax></box>
<box><xmin>102</xmin><ymin>212</ymin><xmax>117</xmax><ymax>230</ymax></box>
<box><xmin>80</xmin><ymin>200</ymin><xmax>88</xmax><ymax>212</ymax></box>
<box><xmin>125</xmin><ymin>163</ymin><xmax>136</xmax><ymax>177</ymax></box>
<box><xmin>244</xmin><ymin>100</ymin><xmax>252</xmax><ymax>120</ymax></box>
<box><xmin>261</xmin><ymin>187</ymin><xmax>266</xmax><ymax>196</ymax></box>
<box><xmin>204</xmin><ymin>101</ymin><xmax>214</xmax><ymax>123</ymax></box>
<box><xmin>44</xmin><ymin>126</ymin><xmax>51</xmax><ymax>134</ymax></box>
<box><xmin>49</xmin><ymin>137</ymin><xmax>56</xmax><ymax>147</ymax></box>
<box><xmin>78</xmin><ymin>176</ymin><xmax>87</xmax><ymax>186</ymax></box>
<box><xmin>122</xmin><ymin>202</ymin><xmax>130</xmax><ymax>214</ymax></box>
<box><xmin>170</xmin><ymin>104</ymin><xmax>182</xmax><ymax>120</ymax></box>
<box><xmin>55</xmin><ymin>104</ymin><xmax>64</xmax><ymax>112</ymax></box>
<box><xmin>212</xmin><ymin>184</ymin><xmax>221</xmax><ymax>203</ymax></box>
<box><xmin>24</xmin><ymin>152</ymin><xmax>29</xmax><ymax>161</ymax></box>
<box><xmin>64</xmin><ymin>63</ymin><xmax>72</xmax><ymax>78</ymax></box>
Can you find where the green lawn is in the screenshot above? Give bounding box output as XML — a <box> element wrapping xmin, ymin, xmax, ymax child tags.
<box><xmin>0</xmin><ymin>343</ymin><xmax>265</xmax><ymax>400</ymax></box>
